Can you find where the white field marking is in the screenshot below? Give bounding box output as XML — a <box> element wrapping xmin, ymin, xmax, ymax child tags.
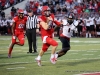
<box><xmin>6</xmin><ymin>67</ymin><xmax>25</xmax><ymax>70</ymax></box>
<box><xmin>0</xmin><ymin>50</ymin><xmax>22</xmax><ymax>52</ymax></box>
<box><xmin>71</xmin><ymin>44</ymin><xmax>100</xmax><ymax>46</ymax></box>
<box><xmin>57</xmin><ymin>40</ymin><xmax>100</xmax><ymax>43</ymax></box>
<box><xmin>0</xmin><ymin>38</ymin><xmax>100</xmax><ymax>44</ymax></box>
<box><xmin>74</xmin><ymin>72</ymin><xmax>100</xmax><ymax>75</ymax></box>
<box><xmin>0</xmin><ymin>46</ymin><xmax>9</xmax><ymax>48</ymax></box>
<box><xmin>70</xmin><ymin>53</ymin><xmax>78</xmax><ymax>54</ymax></box>
<box><xmin>1</xmin><ymin>57</ymin><xmax>100</xmax><ymax>65</ymax></box>
<box><xmin>68</xmin><ymin>49</ymin><xmax>100</xmax><ymax>51</ymax></box>
<box><xmin>0</xmin><ymin>38</ymin><xmax>11</xmax><ymax>40</ymax></box>
<box><xmin>0</xmin><ymin>49</ymin><xmax>100</xmax><ymax>52</ymax></box>
<box><xmin>82</xmin><ymin>54</ymin><xmax>94</xmax><ymax>56</ymax></box>
<box><xmin>0</xmin><ymin>62</ymin><xmax>29</xmax><ymax>65</ymax></box>
<box><xmin>14</xmin><ymin>49</ymin><xmax>100</xmax><ymax>53</ymax></box>
<box><xmin>0</xmin><ymin>44</ymin><xmax>99</xmax><ymax>49</ymax></box>
<box><xmin>87</xmin><ymin>51</ymin><xmax>97</xmax><ymax>52</ymax></box>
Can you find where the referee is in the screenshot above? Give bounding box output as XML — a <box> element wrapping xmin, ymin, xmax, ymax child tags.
<box><xmin>26</xmin><ymin>9</ymin><xmax>38</xmax><ymax>53</ymax></box>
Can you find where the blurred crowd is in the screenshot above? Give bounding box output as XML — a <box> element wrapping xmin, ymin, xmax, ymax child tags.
<box><xmin>0</xmin><ymin>0</ymin><xmax>24</xmax><ymax>10</ymax></box>
<box><xmin>0</xmin><ymin>0</ymin><xmax>100</xmax><ymax>37</ymax></box>
<box><xmin>0</xmin><ymin>0</ymin><xmax>24</xmax><ymax>35</ymax></box>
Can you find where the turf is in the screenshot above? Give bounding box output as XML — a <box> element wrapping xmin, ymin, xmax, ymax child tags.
<box><xmin>0</xmin><ymin>36</ymin><xmax>100</xmax><ymax>75</ymax></box>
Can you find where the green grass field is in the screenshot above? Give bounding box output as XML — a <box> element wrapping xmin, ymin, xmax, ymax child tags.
<box><xmin>0</xmin><ymin>36</ymin><xmax>100</xmax><ymax>75</ymax></box>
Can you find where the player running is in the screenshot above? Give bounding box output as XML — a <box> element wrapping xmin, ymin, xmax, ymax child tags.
<box><xmin>55</xmin><ymin>14</ymin><xmax>79</xmax><ymax>59</ymax></box>
<box><xmin>35</xmin><ymin>6</ymin><xmax>61</xmax><ymax>66</ymax></box>
<box><xmin>8</xmin><ymin>9</ymin><xmax>27</xmax><ymax>58</ymax></box>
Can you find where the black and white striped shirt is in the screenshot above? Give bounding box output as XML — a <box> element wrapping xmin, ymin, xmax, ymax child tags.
<box><xmin>26</xmin><ymin>15</ymin><xmax>38</xmax><ymax>29</ymax></box>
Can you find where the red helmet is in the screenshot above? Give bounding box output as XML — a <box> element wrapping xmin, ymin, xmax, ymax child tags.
<box><xmin>17</xmin><ymin>9</ymin><xmax>24</xmax><ymax>14</ymax></box>
<box><xmin>17</xmin><ymin>9</ymin><xmax>24</xmax><ymax>19</ymax></box>
<box><xmin>42</xmin><ymin>6</ymin><xmax>50</xmax><ymax>12</ymax></box>
<box><xmin>42</xmin><ymin>6</ymin><xmax>51</xmax><ymax>16</ymax></box>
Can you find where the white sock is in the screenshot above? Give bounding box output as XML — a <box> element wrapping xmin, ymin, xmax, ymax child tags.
<box><xmin>51</xmin><ymin>54</ymin><xmax>54</xmax><ymax>58</ymax></box>
<box><xmin>89</xmin><ymin>33</ymin><xmax>91</xmax><ymax>38</ymax></box>
<box><xmin>37</xmin><ymin>55</ymin><xmax>41</xmax><ymax>60</ymax></box>
<box><xmin>55</xmin><ymin>53</ymin><xmax>58</xmax><ymax>58</ymax></box>
<box><xmin>86</xmin><ymin>33</ymin><xmax>88</xmax><ymax>38</ymax></box>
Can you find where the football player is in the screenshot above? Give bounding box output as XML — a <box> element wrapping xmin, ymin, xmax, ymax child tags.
<box><xmin>35</xmin><ymin>6</ymin><xmax>61</xmax><ymax>66</ymax></box>
<box><xmin>8</xmin><ymin>9</ymin><xmax>27</xmax><ymax>58</ymax></box>
<box><xmin>55</xmin><ymin>14</ymin><xmax>79</xmax><ymax>58</ymax></box>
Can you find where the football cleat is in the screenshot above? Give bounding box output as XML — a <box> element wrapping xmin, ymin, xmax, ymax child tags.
<box><xmin>50</xmin><ymin>57</ymin><xmax>56</xmax><ymax>64</ymax></box>
<box><xmin>35</xmin><ymin>58</ymin><xmax>41</xmax><ymax>66</ymax></box>
<box><xmin>8</xmin><ymin>54</ymin><xmax>12</xmax><ymax>58</ymax></box>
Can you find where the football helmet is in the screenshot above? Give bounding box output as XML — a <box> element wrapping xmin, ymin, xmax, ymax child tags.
<box><xmin>17</xmin><ymin>9</ymin><xmax>24</xmax><ymax>14</ymax></box>
<box><xmin>42</xmin><ymin>6</ymin><xmax>51</xmax><ymax>17</ymax></box>
<box><xmin>17</xmin><ymin>9</ymin><xmax>24</xmax><ymax>19</ymax></box>
<box><xmin>67</xmin><ymin>14</ymin><xmax>74</xmax><ymax>24</ymax></box>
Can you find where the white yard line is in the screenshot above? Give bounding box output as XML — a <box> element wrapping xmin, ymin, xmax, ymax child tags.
<box><xmin>0</xmin><ymin>49</ymin><xmax>100</xmax><ymax>52</ymax></box>
<box><xmin>87</xmin><ymin>51</ymin><xmax>97</xmax><ymax>52</ymax></box>
<box><xmin>74</xmin><ymin>72</ymin><xmax>100</xmax><ymax>75</ymax></box>
<box><xmin>0</xmin><ymin>57</ymin><xmax>100</xmax><ymax>65</ymax></box>
<box><xmin>82</xmin><ymin>54</ymin><xmax>94</xmax><ymax>56</ymax></box>
<box><xmin>57</xmin><ymin>40</ymin><xmax>100</xmax><ymax>43</ymax></box>
<box><xmin>6</xmin><ymin>67</ymin><xmax>25</xmax><ymax>70</ymax></box>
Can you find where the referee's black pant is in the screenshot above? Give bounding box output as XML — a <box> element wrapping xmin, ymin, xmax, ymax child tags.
<box><xmin>26</xmin><ymin>29</ymin><xmax>37</xmax><ymax>53</ymax></box>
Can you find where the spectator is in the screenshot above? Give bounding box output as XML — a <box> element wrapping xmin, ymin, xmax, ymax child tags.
<box><xmin>55</xmin><ymin>0</ymin><xmax>59</xmax><ymax>5</ymax></box>
<box><xmin>1</xmin><ymin>18</ymin><xmax>8</xmax><ymax>34</ymax></box>
<box><xmin>10</xmin><ymin>6</ymin><xmax>16</xmax><ymax>17</ymax></box>
<box><xmin>9</xmin><ymin>0</ymin><xmax>14</xmax><ymax>6</ymax></box>
<box><xmin>55</xmin><ymin>4</ymin><xmax>61</xmax><ymax>14</ymax></box>
<box><xmin>1</xmin><ymin>10</ymin><xmax>5</xmax><ymax>18</ymax></box>
<box><xmin>42</xmin><ymin>0</ymin><xmax>48</xmax><ymax>6</ymax></box>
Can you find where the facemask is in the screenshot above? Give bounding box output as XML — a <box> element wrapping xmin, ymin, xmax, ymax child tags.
<box><xmin>68</xmin><ymin>20</ymin><xmax>73</xmax><ymax>24</ymax></box>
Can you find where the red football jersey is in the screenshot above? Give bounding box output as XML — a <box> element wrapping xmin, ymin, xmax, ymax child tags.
<box><xmin>12</xmin><ymin>16</ymin><xmax>27</xmax><ymax>31</ymax></box>
<box><xmin>38</xmin><ymin>14</ymin><xmax>61</xmax><ymax>38</ymax></box>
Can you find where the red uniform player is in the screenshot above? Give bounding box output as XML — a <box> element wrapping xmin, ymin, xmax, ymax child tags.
<box><xmin>35</xmin><ymin>6</ymin><xmax>61</xmax><ymax>66</ymax></box>
<box><xmin>8</xmin><ymin>9</ymin><xmax>27</xmax><ymax>58</ymax></box>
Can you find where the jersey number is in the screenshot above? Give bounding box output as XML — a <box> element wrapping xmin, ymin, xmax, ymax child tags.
<box><xmin>68</xmin><ymin>28</ymin><xmax>70</xmax><ymax>32</ymax></box>
<box><xmin>18</xmin><ymin>24</ymin><xmax>24</xmax><ymax>29</ymax></box>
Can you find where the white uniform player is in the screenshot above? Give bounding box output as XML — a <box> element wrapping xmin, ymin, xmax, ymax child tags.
<box><xmin>83</xmin><ymin>16</ymin><xmax>91</xmax><ymax>38</ymax></box>
<box><xmin>89</xmin><ymin>16</ymin><xmax>96</xmax><ymax>37</ymax></box>
<box><xmin>95</xmin><ymin>16</ymin><xmax>100</xmax><ymax>36</ymax></box>
<box><xmin>55</xmin><ymin>14</ymin><xmax>79</xmax><ymax>58</ymax></box>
